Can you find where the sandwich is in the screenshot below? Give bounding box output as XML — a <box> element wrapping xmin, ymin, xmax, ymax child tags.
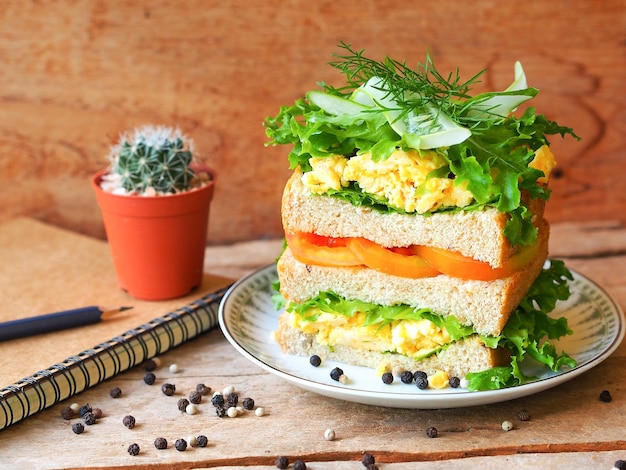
<box><xmin>264</xmin><ymin>43</ymin><xmax>580</xmax><ymax>391</ymax></box>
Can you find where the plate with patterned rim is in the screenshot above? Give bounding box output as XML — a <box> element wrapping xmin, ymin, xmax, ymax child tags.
<box><xmin>218</xmin><ymin>264</ymin><xmax>624</xmax><ymax>409</ymax></box>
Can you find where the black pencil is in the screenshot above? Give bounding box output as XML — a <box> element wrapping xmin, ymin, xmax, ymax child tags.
<box><xmin>0</xmin><ymin>306</ymin><xmax>133</xmax><ymax>342</ymax></box>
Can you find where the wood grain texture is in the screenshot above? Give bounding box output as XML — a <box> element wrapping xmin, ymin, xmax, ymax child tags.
<box><xmin>0</xmin><ymin>0</ymin><xmax>625</xmax><ymax>244</ymax></box>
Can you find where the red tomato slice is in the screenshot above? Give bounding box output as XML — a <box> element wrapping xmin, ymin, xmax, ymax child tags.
<box><xmin>346</xmin><ymin>238</ymin><xmax>440</xmax><ymax>279</ymax></box>
<box><xmin>285</xmin><ymin>232</ymin><xmax>361</xmax><ymax>267</ymax></box>
<box><xmin>413</xmin><ymin>241</ymin><xmax>539</xmax><ymax>281</ymax></box>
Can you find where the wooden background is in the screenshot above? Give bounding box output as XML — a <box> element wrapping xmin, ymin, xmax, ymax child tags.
<box><xmin>1</xmin><ymin>0</ymin><xmax>624</xmax><ymax>245</ymax></box>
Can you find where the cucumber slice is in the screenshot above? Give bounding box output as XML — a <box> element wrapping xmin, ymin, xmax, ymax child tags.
<box><xmin>470</xmin><ymin>61</ymin><xmax>534</xmax><ymax>117</ymax></box>
<box><xmin>307</xmin><ymin>90</ymin><xmax>369</xmax><ymax>115</ymax></box>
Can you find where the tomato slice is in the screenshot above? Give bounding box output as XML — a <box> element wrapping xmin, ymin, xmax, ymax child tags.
<box><xmin>296</xmin><ymin>232</ymin><xmax>348</xmax><ymax>248</ymax></box>
<box><xmin>346</xmin><ymin>238</ymin><xmax>440</xmax><ymax>279</ymax></box>
<box><xmin>413</xmin><ymin>241</ymin><xmax>540</xmax><ymax>281</ymax></box>
<box><xmin>285</xmin><ymin>232</ymin><xmax>361</xmax><ymax>267</ymax></box>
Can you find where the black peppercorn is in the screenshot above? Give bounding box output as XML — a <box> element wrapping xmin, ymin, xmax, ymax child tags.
<box><xmin>362</xmin><ymin>452</ymin><xmax>375</xmax><ymax>466</ymax></box>
<box><xmin>600</xmin><ymin>390</ymin><xmax>613</xmax><ymax>402</ymax></box>
<box><xmin>83</xmin><ymin>412</ymin><xmax>97</xmax><ymax>426</ymax></box>
<box><xmin>196</xmin><ymin>383</ymin><xmax>211</xmax><ymax>395</ymax></box>
<box><xmin>175</xmin><ymin>438</ymin><xmax>187</xmax><ymax>451</ymax></box>
<box><xmin>400</xmin><ymin>370</ymin><xmax>414</xmax><ymax>384</ymax></box>
<box><xmin>109</xmin><ymin>386</ymin><xmax>122</xmax><ymax>398</ymax></box>
<box><xmin>196</xmin><ymin>435</ymin><xmax>208</xmax><ymax>447</ymax></box>
<box><xmin>381</xmin><ymin>372</ymin><xmax>393</xmax><ymax>384</ymax></box>
<box><xmin>215</xmin><ymin>405</ymin><xmax>226</xmax><ymax>417</ymax></box>
<box><xmin>517</xmin><ymin>409</ymin><xmax>531</xmax><ymax>421</ymax></box>
<box><xmin>144</xmin><ymin>359</ymin><xmax>157</xmax><ymax>371</ymax></box>
<box><xmin>161</xmin><ymin>383</ymin><xmax>176</xmax><ymax>396</ymax></box>
<box><xmin>226</xmin><ymin>392</ymin><xmax>239</xmax><ymax>407</ymax></box>
<box><xmin>615</xmin><ymin>460</ymin><xmax>626</xmax><ymax>470</ymax></box>
<box><xmin>189</xmin><ymin>390</ymin><xmax>202</xmax><ymax>404</ymax></box>
<box><xmin>92</xmin><ymin>408</ymin><xmax>103</xmax><ymax>419</ymax></box>
<box><xmin>71</xmin><ymin>422</ymin><xmax>84</xmax><ymax>434</ymax></box>
<box><xmin>366</xmin><ymin>465</ymin><xmax>379</xmax><ymax>470</ymax></box>
<box><xmin>242</xmin><ymin>397</ymin><xmax>255</xmax><ymax>410</ymax></box>
<box><xmin>78</xmin><ymin>403</ymin><xmax>92</xmax><ymax>417</ymax></box>
<box><xmin>154</xmin><ymin>437</ymin><xmax>167</xmax><ymax>449</ymax></box>
<box><xmin>275</xmin><ymin>456</ymin><xmax>289</xmax><ymax>469</ymax></box>
<box><xmin>330</xmin><ymin>367</ymin><xmax>344</xmax><ymax>381</ymax></box>
<box><xmin>60</xmin><ymin>406</ymin><xmax>74</xmax><ymax>420</ymax></box>
<box><xmin>293</xmin><ymin>460</ymin><xmax>307</xmax><ymax>470</ymax></box>
<box><xmin>122</xmin><ymin>415</ymin><xmax>136</xmax><ymax>429</ymax></box>
<box><xmin>127</xmin><ymin>443</ymin><xmax>140</xmax><ymax>456</ymax></box>
<box><xmin>449</xmin><ymin>376</ymin><xmax>461</xmax><ymax>388</ymax></box>
<box><xmin>177</xmin><ymin>398</ymin><xmax>190</xmax><ymax>412</ymax></box>
<box><xmin>211</xmin><ymin>394</ymin><xmax>225</xmax><ymax>407</ymax></box>
<box><xmin>426</xmin><ymin>426</ymin><xmax>438</xmax><ymax>438</ymax></box>
<box><xmin>309</xmin><ymin>355</ymin><xmax>322</xmax><ymax>367</ymax></box>
<box><xmin>143</xmin><ymin>372</ymin><xmax>156</xmax><ymax>385</ymax></box>
<box><xmin>415</xmin><ymin>375</ymin><xmax>428</xmax><ymax>390</ymax></box>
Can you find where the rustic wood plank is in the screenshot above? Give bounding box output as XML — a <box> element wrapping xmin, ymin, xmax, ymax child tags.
<box><xmin>0</xmin><ymin>0</ymin><xmax>624</xmax><ymax>244</ymax></box>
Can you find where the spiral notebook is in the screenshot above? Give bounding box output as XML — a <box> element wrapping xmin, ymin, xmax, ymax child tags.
<box><xmin>0</xmin><ymin>218</ymin><xmax>234</xmax><ymax>430</ymax></box>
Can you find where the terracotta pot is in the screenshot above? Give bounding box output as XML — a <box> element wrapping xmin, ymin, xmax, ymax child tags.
<box><xmin>91</xmin><ymin>165</ymin><xmax>217</xmax><ymax>301</ymax></box>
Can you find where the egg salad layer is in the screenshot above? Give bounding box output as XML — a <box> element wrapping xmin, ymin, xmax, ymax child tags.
<box><xmin>287</xmin><ymin>308</ymin><xmax>452</xmax><ymax>360</ymax></box>
<box><xmin>301</xmin><ymin>146</ymin><xmax>556</xmax><ymax>214</ymax></box>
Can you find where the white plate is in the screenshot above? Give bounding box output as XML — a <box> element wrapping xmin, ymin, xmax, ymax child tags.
<box><xmin>218</xmin><ymin>264</ymin><xmax>624</xmax><ymax>409</ymax></box>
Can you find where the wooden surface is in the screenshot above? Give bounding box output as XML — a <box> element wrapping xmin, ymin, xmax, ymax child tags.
<box><xmin>0</xmin><ymin>0</ymin><xmax>625</xmax><ymax>244</ymax></box>
<box><xmin>0</xmin><ymin>218</ymin><xmax>624</xmax><ymax>469</ymax></box>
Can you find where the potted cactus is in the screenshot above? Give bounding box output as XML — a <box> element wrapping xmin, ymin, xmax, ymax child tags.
<box><xmin>91</xmin><ymin>125</ymin><xmax>217</xmax><ymax>301</ymax></box>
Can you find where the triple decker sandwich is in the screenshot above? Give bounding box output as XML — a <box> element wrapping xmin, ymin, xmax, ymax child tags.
<box><xmin>264</xmin><ymin>43</ymin><xmax>580</xmax><ymax>390</ymax></box>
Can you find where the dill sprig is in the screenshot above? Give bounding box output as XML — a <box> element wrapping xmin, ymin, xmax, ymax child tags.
<box><xmin>326</xmin><ymin>41</ymin><xmax>484</xmax><ymax>120</ymax></box>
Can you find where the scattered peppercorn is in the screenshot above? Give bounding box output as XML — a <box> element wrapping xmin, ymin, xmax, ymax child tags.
<box><xmin>517</xmin><ymin>409</ymin><xmax>530</xmax><ymax>421</ymax></box>
<box><xmin>254</xmin><ymin>407</ymin><xmax>266</xmax><ymax>417</ymax></box>
<box><xmin>330</xmin><ymin>367</ymin><xmax>344</xmax><ymax>381</ymax></box>
<box><xmin>71</xmin><ymin>422</ymin><xmax>84</xmax><ymax>434</ymax></box>
<box><xmin>381</xmin><ymin>372</ymin><xmax>394</xmax><ymax>384</ymax></box>
<box><xmin>223</xmin><ymin>385</ymin><xmax>235</xmax><ymax>395</ymax></box>
<box><xmin>127</xmin><ymin>443</ymin><xmax>140</xmax><ymax>456</ymax></box>
<box><xmin>186</xmin><ymin>403</ymin><xmax>199</xmax><ymax>415</ymax></box>
<box><xmin>293</xmin><ymin>460</ymin><xmax>307</xmax><ymax>470</ymax></box>
<box><xmin>69</xmin><ymin>402</ymin><xmax>80</xmax><ymax>413</ymax></box>
<box><xmin>226</xmin><ymin>392</ymin><xmax>239</xmax><ymax>407</ymax></box>
<box><xmin>501</xmin><ymin>420</ymin><xmax>513</xmax><ymax>431</ymax></box>
<box><xmin>400</xmin><ymin>370</ymin><xmax>414</xmax><ymax>384</ymax></box>
<box><xmin>174</xmin><ymin>438</ymin><xmax>187</xmax><ymax>451</ymax></box>
<box><xmin>449</xmin><ymin>376</ymin><xmax>461</xmax><ymax>388</ymax></box>
<box><xmin>275</xmin><ymin>456</ymin><xmax>289</xmax><ymax>469</ymax></box>
<box><xmin>60</xmin><ymin>406</ymin><xmax>74</xmax><ymax>420</ymax></box>
<box><xmin>362</xmin><ymin>452</ymin><xmax>376</xmax><ymax>466</ymax></box>
<box><xmin>91</xmin><ymin>408</ymin><xmax>103</xmax><ymax>419</ymax></box>
<box><xmin>177</xmin><ymin>398</ymin><xmax>190</xmax><ymax>412</ymax></box>
<box><xmin>144</xmin><ymin>359</ymin><xmax>157</xmax><ymax>371</ymax></box>
<box><xmin>425</xmin><ymin>426</ymin><xmax>438</xmax><ymax>438</ymax></box>
<box><xmin>215</xmin><ymin>405</ymin><xmax>226</xmax><ymax>418</ymax></box>
<box><xmin>211</xmin><ymin>394</ymin><xmax>225</xmax><ymax>407</ymax></box>
<box><xmin>309</xmin><ymin>354</ymin><xmax>322</xmax><ymax>367</ymax></box>
<box><xmin>161</xmin><ymin>383</ymin><xmax>176</xmax><ymax>396</ymax></box>
<box><xmin>83</xmin><ymin>412</ymin><xmax>97</xmax><ymax>426</ymax></box>
<box><xmin>196</xmin><ymin>383</ymin><xmax>211</xmax><ymax>395</ymax></box>
<box><xmin>600</xmin><ymin>390</ymin><xmax>613</xmax><ymax>402</ymax></box>
<box><xmin>189</xmin><ymin>390</ymin><xmax>202</xmax><ymax>404</ymax></box>
<box><xmin>324</xmin><ymin>428</ymin><xmax>336</xmax><ymax>441</ymax></box>
<box><xmin>169</xmin><ymin>363</ymin><xmax>180</xmax><ymax>374</ymax></box>
<box><xmin>242</xmin><ymin>397</ymin><xmax>255</xmax><ymax>410</ymax></box>
<box><xmin>227</xmin><ymin>406</ymin><xmax>239</xmax><ymax>418</ymax></box>
<box><xmin>415</xmin><ymin>375</ymin><xmax>428</xmax><ymax>390</ymax></box>
<box><xmin>109</xmin><ymin>386</ymin><xmax>122</xmax><ymax>399</ymax></box>
<box><xmin>196</xmin><ymin>435</ymin><xmax>208</xmax><ymax>448</ymax></box>
<box><xmin>366</xmin><ymin>465</ymin><xmax>379</xmax><ymax>470</ymax></box>
<box><xmin>123</xmin><ymin>415</ymin><xmax>136</xmax><ymax>429</ymax></box>
<box><xmin>143</xmin><ymin>372</ymin><xmax>156</xmax><ymax>385</ymax></box>
<box><xmin>614</xmin><ymin>460</ymin><xmax>626</xmax><ymax>470</ymax></box>
<box><xmin>154</xmin><ymin>437</ymin><xmax>167</xmax><ymax>449</ymax></box>
<box><xmin>338</xmin><ymin>374</ymin><xmax>349</xmax><ymax>384</ymax></box>
<box><xmin>78</xmin><ymin>403</ymin><xmax>92</xmax><ymax>417</ymax></box>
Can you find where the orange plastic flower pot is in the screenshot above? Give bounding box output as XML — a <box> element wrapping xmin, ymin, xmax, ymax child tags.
<box><xmin>91</xmin><ymin>165</ymin><xmax>217</xmax><ymax>301</ymax></box>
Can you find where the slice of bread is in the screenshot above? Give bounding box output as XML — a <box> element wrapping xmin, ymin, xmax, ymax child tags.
<box><xmin>282</xmin><ymin>170</ymin><xmax>546</xmax><ymax>268</ymax></box>
<box><xmin>277</xmin><ymin>220</ymin><xmax>548</xmax><ymax>336</ymax></box>
<box><xmin>274</xmin><ymin>311</ymin><xmax>508</xmax><ymax>378</ymax></box>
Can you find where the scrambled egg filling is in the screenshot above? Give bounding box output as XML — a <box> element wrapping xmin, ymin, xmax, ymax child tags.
<box><xmin>301</xmin><ymin>145</ymin><xmax>556</xmax><ymax>213</ymax></box>
<box><xmin>288</xmin><ymin>310</ymin><xmax>452</xmax><ymax>359</ymax></box>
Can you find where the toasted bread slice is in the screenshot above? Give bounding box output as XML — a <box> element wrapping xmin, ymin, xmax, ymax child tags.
<box><xmin>274</xmin><ymin>311</ymin><xmax>508</xmax><ymax>379</ymax></box>
<box><xmin>282</xmin><ymin>170</ymin><xmax>546</xmax><ymax>268</ymax></box>
<box><xmin>277</xmin><ymin>220</ymin><xmax>548</xmax><ymax>337</ymax></box>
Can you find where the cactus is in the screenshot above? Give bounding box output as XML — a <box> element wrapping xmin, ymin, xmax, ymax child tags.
<box><xmin>110</xmin><ymin>125</ymin><xmax>196</xmax><ymax>194</ymax></box>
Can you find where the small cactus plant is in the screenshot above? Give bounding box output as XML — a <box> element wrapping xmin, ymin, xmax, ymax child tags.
<box><xmin>108</xmin><ymin>125</ymin><xmax>197</xmax><ymax>195</ymax></box>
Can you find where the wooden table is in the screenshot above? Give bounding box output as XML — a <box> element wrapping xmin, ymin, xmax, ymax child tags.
<box><xmin>0</xmin><ymin>220</ymin><xmax>624</xmax><ymax>469</ymax></box>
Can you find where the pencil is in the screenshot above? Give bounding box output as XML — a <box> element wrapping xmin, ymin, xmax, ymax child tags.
<box><xmin>0</xmin><ymin>306</ymin><xmax>133</xmax><ymax>342</ymax></box>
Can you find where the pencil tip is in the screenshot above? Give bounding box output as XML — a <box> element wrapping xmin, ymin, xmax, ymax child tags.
<box><xmin>119</xmin><ymin>306</ymin><xmax>134</xmax><ymax>312</ymax></box>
